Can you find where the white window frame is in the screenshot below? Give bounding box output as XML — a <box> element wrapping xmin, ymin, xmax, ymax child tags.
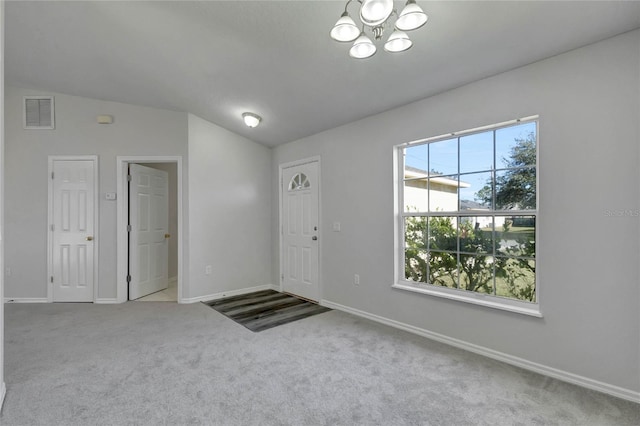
<box><xmin>393</xmin><ymin>116</ymin><xmax>541</xmax><ymax>317</ymax></box>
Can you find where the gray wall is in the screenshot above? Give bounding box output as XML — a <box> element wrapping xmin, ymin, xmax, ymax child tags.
<box><xmin>4</xmin><ymin>87</ymin><xmax>188</xmax><ymax>300</ymax></box>
<box><xmin>272</xmin><ymin>30</ymin><xmax>640</xmax><ymax>393</ymax></box>
<box><xmin>187</xmin><ymin>114</ymin><xmax>272</xmax><ymax>299</ymax></box>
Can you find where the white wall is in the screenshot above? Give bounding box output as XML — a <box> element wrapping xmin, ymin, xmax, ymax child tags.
<box><xmin>187</xmin><ymin>114</ymin><xmax>271</xmax><ymax>300</ymax></box>
<box><xmin>4</xmin><ymin>87</ymin><xmax>188</xmax><ymax>300</ymax></box>
<box><xmin>272</xmin><ymin>30</ymin><xmax>640</xmax><ymax>396</ymax></box>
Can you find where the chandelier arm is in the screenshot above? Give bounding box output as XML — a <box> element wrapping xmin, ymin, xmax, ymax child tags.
<box><xmin>365</xmin><ymin>8</ymin><xmax>397</xmax><ymax>39</ymax></box>
<box><xmin>343</xmin><ymin>0</ymin><xmax>364</xmax><ymax>15</ymax></box>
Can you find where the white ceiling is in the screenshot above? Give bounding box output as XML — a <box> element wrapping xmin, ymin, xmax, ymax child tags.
<box><xmin>5</xmin><ymin>1</ymin><xmax>640</xmax><ymax>147</ymax></box>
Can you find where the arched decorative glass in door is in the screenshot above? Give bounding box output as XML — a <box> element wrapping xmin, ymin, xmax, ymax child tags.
<box><xmin>288</xmin><ymin>173</ymin><xmax>310</xmax><ymax>191</ymax></box>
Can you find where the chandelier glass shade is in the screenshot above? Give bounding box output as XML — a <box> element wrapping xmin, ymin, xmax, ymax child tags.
<box><xmin>330</xmin><ymin>0</ymin><xmax>427</xmax><ymax>59</ymax></box>
<box><xmin>395</xmin><ymin>0</ymin><xmax>428</xmax><ymax>31</ymax></box>
<box><xmin>384</xmin><ymin>30</ymin><xmax>412</xmax><ymax>53</ymax></box>
<box><xmin>330</xmin><ymin>12</ymin><xmax>360</xmax><ymax>42</ymax></box>
<box><xmin>359</xmin><ymin>0</ymin><xmax>394</xmax><ymax>26</ymax></box>
<box><xmin>350</xmin><ymin>32</ymin><xmax>377</xmax><ymax>59</ymax></box>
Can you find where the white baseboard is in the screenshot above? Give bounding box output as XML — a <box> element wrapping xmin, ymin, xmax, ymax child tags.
<box><xmin>5</xmin><ymin>297</ymin><xmax>122</xmax><ymax>304</ymax></box>
<box><xmin>321</xmin><ymin>299</ymin><xmax>640</xmax><ymax>404</ymax></box>
<box><xmin>4</xmin><ymin>297</ymin><xmax>48</xmax><ymax>303</ymax></box>
<box><xmin>95</xmin><ymin>298</ymin><xmax>119</xmax><ymax>304</ymax></box>
<box><xmin>181</xmin><ymin>284</ymin><xmax>278</xmax><ymax>304</ymax></box>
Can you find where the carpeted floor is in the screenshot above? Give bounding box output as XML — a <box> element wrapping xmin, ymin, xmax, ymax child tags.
<box><xmin>203</xmin><ymin>290</ymin><xmax>331</xmax><ymax>332</ymax></box>
<box><xmin>1</xmin><ymin>301</ymin><xmax>638</xmax><ymax>425</ymax></box>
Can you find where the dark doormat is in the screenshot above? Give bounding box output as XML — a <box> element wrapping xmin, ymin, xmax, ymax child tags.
<box><xmin>202</xmin><ymin>290</ymin><xmax>331</xmax><ymax>332</ymax></box>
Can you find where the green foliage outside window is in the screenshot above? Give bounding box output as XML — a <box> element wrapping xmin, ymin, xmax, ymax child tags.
<box><xmin>404</xmin><ymin>216</ymin><xmax>535</xmax><ymax>302</ymax></box>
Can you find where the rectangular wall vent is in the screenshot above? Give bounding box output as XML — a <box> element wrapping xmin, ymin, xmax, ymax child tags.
<box><xmin>24</xmin><ymin>96</ymin><xmax>55</xmax><ymax>129</ymax></box>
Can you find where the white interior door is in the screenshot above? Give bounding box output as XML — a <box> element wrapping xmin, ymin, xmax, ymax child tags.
<box><xmin>282</xmin><ymin>161</ymin><xmax>319</xmax><ymax>301</ymax></box>
<box><xmin>51</xmin><ymin>159</ymin><xmax>96</xmax><ymax>302</ymax></box>
<box><xmin>129</xmin><ymin>164</ymin><xmax>169</xmax><ymax>300</ymax></box>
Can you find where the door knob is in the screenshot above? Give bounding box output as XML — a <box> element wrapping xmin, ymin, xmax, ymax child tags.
<box><xmin>312</xmin><ymin>236</ymin><xmax>317</xmax><ymax>241</ymax></box>
<box><xmin>86</xmin><ymin>236</ymin><xmax>94</xmax><ymax>241</ymax></box>
<box><xmin>165</xmin><ymin>234</ymin><xmax>171</xmax><ymax>239</ymax></box>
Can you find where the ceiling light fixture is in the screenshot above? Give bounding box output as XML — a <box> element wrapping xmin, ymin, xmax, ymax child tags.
<box><xmin>242</xmin><ymin>112</ymin><xmax>261</xmax><ymax>128</ymax></box>
<box><xmin>330</xmin><ymin>0</ymin><xmax>427</xmax><ymax>59</ymax></box>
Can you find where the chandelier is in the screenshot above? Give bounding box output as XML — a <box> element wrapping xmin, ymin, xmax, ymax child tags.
<box><xmin>330</xmin><ymin>0</ymin><xmax>428</xmax><ymax>59</ymax></box>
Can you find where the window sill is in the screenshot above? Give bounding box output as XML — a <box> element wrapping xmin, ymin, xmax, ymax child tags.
<box><xmin>392</xmin><ymin>282</ymin><xmax>543</xmax><ymax>318</ymax></box>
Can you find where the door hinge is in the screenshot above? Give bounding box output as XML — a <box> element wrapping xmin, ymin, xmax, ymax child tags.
<box><xmin>126</xmin><ymin>275</ymin><xmax>131</xmax><ymax>283</ymax></box>
<box><xmin>51</xmin><ymin>172</ymin><xmax>54</xmax><ymax>179</ymax></box>
<box><xmin>127</xmin><ymin>225</ymin><xmax>132</xmax><ymax>232</ymax></box>
<box><xmin>281</xmin><ymin>274</ymin><xmax>284</xmax><ymax>282</ymax></box>
<box><xmin>127</xmin><ymin>174</ymin><xmax>132</xmax><ymax>182</ymax></box>
<box><xmin>50</xmin><ymin>224</ymin><xmax>55</xmax><ymax>232</ymax></box>
<box><xmin>50</xmin><ymin>276</ymin><xmax>54</xmax><ymax>283</ymax></box>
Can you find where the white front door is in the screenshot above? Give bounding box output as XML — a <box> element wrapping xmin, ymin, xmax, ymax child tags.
<box><xmin>128</xmin><ymin>164</ymin><xmax>169</xmax><ymax>300</ymax></box>
<box><xmin>282</xmin><ymin>161</ymin><xmax>320</xmax><ymax>301</ymax></box>
<box><xmin>50</xmin><ymin>158</ymin><xmax>96</xmax><ymax>302</ymax></box>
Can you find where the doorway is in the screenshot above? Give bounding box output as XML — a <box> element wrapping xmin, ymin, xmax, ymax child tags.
<box><xmin>129</xmin><ymin>163</ymin><xmax>173</xmax><ymax>301</ymax></box>
<box><xmin>116</xmin><ymin>157</ymin><xmax>183</xmax><ymax>303</ymax></box>
<box><xmin>280</xmin><ymin>158</ymin><xmax>321</xmax><ymax>302</ymax></box>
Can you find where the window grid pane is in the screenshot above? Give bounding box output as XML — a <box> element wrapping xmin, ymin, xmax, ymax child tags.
<box><xmin>400</xmin><ymin>119</ymin><xmax>537</xmax><ymax>305</ymax></box>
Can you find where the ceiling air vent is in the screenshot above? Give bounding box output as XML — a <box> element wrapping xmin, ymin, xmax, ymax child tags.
<box><xmin>23</xmin><ymin>96</ymin><xmax>55</xmax><ymax>129</ymax></box>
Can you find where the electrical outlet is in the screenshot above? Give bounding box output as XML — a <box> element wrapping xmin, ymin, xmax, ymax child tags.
<box><xmin>205</xmin><ymin>265</ymin><xmax>212</xmax><ymax>275</ymax></box>
<box><xmin>354</xmin><ymin>274</ymin><xmax>360</xmax><ymax>286</ymax></box>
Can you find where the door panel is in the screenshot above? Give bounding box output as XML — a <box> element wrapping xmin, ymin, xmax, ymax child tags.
<box><xmin>51</xmin><ymin>159</ymin><xmax>95</xmax><ymax>302</ymax></box>
<box><xmin>282</xmin><ymin>161</ymin><xmax>319</xmax><ymax>301</ymax></box>
<box><xmin>129</xmin><ymin>164</ymin><xmax>169</xmax><ymax>300</ymax></box>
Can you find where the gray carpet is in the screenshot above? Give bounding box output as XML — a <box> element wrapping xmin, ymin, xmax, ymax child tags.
<box><xmin>203</xmin><ymin>290</ymin><xmax>331</xmax><ymax>332</ymax></box>
<box><xmin>1</xmin><ymin>302</ymin><xmax>638</xmax><ymax>426</ymax></box>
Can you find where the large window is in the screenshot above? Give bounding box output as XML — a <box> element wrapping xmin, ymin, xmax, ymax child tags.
<box><xmin>395</xmin><ymin>118</ymin><xmax>539</xmax><ymax>316</ymax></box>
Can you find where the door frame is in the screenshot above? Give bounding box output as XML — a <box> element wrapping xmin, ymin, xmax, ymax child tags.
<box><xmin>47</xmin><ymin>155</ymin><xmax>99</xmax><ymax>303</ymax></box>
<box><xmin>278</xmin><ymin>156</ymin><xmax>322</xmax><ymax>301</ymax></box>
<box><xmin>116</xmin><ymin>156</ymin><xmax>183</xmax><ymax>303</ymax></box>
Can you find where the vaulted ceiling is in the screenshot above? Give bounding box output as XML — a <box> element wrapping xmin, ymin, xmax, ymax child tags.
<box><xmin>5</xmin><ymin>1</ymin><xmax>640</xmax><ymax>147</ymax></box>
